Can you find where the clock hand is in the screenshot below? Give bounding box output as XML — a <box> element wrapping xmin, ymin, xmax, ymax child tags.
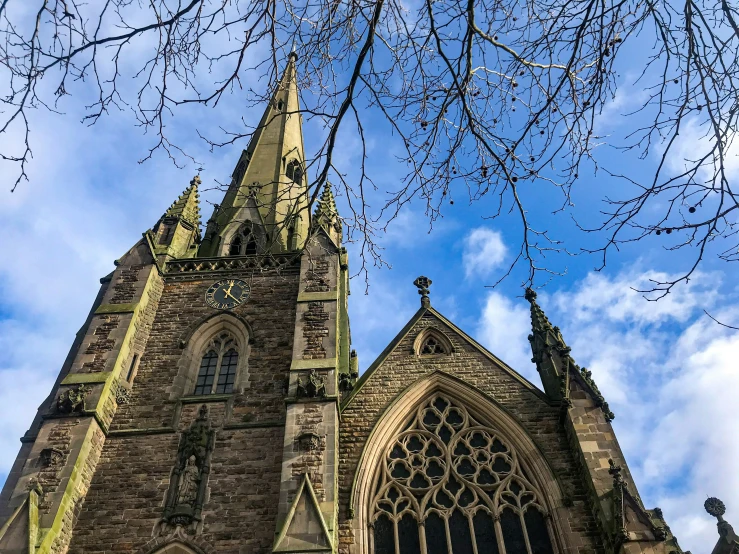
<box><xmin>222</xmin><ymin>287</ymin><xmax>240</xmax><ymax>302</ymax></box>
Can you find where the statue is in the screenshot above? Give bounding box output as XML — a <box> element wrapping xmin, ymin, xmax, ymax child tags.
<box><xmin>160</xmin><ymin>405</ymin><xmax>216</xmax><ymax>533</ymax></box>
<box><xmin>176</xmin><ymin>455</ymin><xmax>200</xmax><ymax>506</ymax></box>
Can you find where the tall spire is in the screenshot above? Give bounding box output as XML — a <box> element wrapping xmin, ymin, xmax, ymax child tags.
<box><xmin>198</xmin><ymin>56</ymin><xmax>309</xmax><ymax>257</ymax></box>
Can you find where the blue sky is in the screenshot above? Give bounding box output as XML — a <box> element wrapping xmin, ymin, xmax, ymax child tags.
<box><xmin>0</xmin><ymin>41</ymin><xmax>738</xmax><ymax>552</ymax></box>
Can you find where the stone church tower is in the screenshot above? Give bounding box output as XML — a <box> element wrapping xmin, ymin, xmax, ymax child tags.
<box><xmin>0</xmin><ymin>55</ymin><xmax>699</xmax><ymax>554</ymax></box>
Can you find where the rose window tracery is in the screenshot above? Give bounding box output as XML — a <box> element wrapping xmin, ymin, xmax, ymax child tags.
<box><xmin>371</xmin><ymin>395</ymin><xmax>555</xmax><ymax>554</ymax></box>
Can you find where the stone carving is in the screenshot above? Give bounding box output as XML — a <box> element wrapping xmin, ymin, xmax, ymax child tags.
<box><xmin>297</xmin><ymin>432</ymin><xmax>322</xmax><ymax>452</ymax></box>
<box><xmin>161</xmin><ymin>405</ymin><xmax>216</xmax><ymax>532</ymax></box>
<box><xmin>705</xmin><ymin>497</ymin><xmax>727</xmax><ymax>520</ymax></box>
<box><xmin>114</xmin><ymin>381</ymin><xmax>131</xmax><ymax>405</ymax></box>
<box><xmin>40</xmin><ymin>447</ymin><xmax>64</xmax><ymax>468</ymax></box>
<box><xmin>176</xmin><ymin>456</ymin><xmax>201</xmax><ymax>506</ymax></box>
<box><xmin>57</xmin><ymin>384</ymin><xmax>90</xmax><ymax>414</ymax></box>
<box><xmin>338</xmin><ymin>372</ymin><xmax>356</xmax><ymax>393</ymax></box>
<box><xmin>296</xmin><ymin>369</ymin><xmax>326</xmax><ymax>399</ymax></box>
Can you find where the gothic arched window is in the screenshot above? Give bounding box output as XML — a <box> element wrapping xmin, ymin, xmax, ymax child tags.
<box><xmin>193</xmin><ymin>332</ymin><xmax>240</xmax><ymax>395</ymax></box>
<box><xmin>370</xmin><ymin>395</ymin><xmax>556</xmax><ymax>554</ymax></box>
<box><xmin>286</xmin><ymin>160</ymin><xmax>303</xmax><ymax>186</ymax></box>
<box><xmin>228</xmin><ymin>222</ymin><xmax>259</xmax><ymax>256</ymax></box>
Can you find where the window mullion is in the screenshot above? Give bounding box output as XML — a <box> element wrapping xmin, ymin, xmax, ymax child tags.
<box><xmin>468</xmin><ymin>513</ymin><xmax>479</xmax><ymax>554</ymax></box>
<box><xmin>494</xmin><ymin>515</ymin><xmax>506</xmax><ymax>554</ymax></box>
<box><xmin>212</xmin><ymin>344</ymin><xmax>225</xmax><ymax>394</ymax></box>
<box><xmin>419</xmin><ymin>519</ymin><xmax>428</xmax><ymax>554</ymax></box>
<box><xmin>393</xmin><ymin>517</ymin><xmax>400</xmax><ymax>554</ymax></box>
<box><xmin>520</xmin><ymin>512</ymin><xmax>534</xmax><ymax>554</ymax></box>
<box><xmin>444</xmin><ymin>515</ymin><xmax>453</xmax><ymax>554</ymax></box>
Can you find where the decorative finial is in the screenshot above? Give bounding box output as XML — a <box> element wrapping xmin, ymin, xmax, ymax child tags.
<box><xmin>414</xmin><ymin>276</ymin><xmax>432</xmax><ymax>308</ymax></box>
<box><xmin>524</xmin><ymin>287</ymin><xmax>537</xmax><ymax>302</ymax></box>
<box><xmin>705</xmin><ymin>497</ymin><xmax>726</xmax><ymax>521</ymax></box>
<box><xmin>288</xmin><ymin>42</ymin><xmax>298</xmax><ymax>61</ymax></box>
<box><xmin>191</xmin><ymin>174</ymin><xmax>202</xmax><ymax>187</ymax></box>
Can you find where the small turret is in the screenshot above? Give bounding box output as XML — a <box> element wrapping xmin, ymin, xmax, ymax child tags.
<box><xmin>524</xmin><ymin>288</ymin><xmax>613</xmax><ymax>420</ymax></box>
<box><xmin>312</xmin><ymin>182</ymin><xmax>341</xmax><ymax>245</ymax></box>
<box><xmin>151</xmin><ymin>175</ymin><xmax>202</xmax><ymax>260</ymax></box>
<box><xmin>525</xmin><ymin>288</ymin><xmax>567</xmax><ymax>399</ymax></box>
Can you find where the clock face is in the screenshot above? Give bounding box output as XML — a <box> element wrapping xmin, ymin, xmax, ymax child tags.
<box><xmin>205</xmin><ymin>279</ymin><xmax>251</xmax><ymax>310</ymax></box>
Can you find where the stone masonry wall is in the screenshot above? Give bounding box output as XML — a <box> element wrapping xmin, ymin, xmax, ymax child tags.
<box><xmin>338</xmin><ymin>311</ymin><xmax>604</xmax><ymax>554</ymax></box>
<box><xmin>67</xmin><ymin>267</ymin><xmax>301</xmax><ymax>554</ymax></box>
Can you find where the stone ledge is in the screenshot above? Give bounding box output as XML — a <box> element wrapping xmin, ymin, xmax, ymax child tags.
<box><xmin>61</xmin><ymin>372</ymin><xmax>112</xmax><ymax>385</ymax></box>
<box><xmin>107</xmin><ymin>427</ymin><xmax>176</xmax><ymax>437</ymax></box>
<box><xmin>94</xmin><ymin>302</ymin><xmax>138</xmax><ymax>315</ymax></box>
<box><xmin>290</xmin><ymin>358</ymin><xmax>337</xmax><ymax>371</ymax></box>
<box><xmin>285</xmin><ymin>397</ymin><xmax>339</xmax><ymax>406</ymax></box>
<box><xmin>180</xmin><ymin>394</ymin><xmax>232</xmax><ymax>404</ymax></box>
<box><xmin>222</xmin><ymin>420</ymin><xmax>285</xmax><ymax>430</ymax></box>
<box><xmin>297</xmin><ymin>291</ymin><xmax>338</xmax><ymax>302</ymax></box>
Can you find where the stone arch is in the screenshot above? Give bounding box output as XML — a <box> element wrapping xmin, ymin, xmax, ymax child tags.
<box><xmin>348</xmin><ymin>371</ymin><xmax>573</xmax><ymax>554</ymax></box>
<box><xmin>412</xmin><ymin>327</ymin><xmax>454</xmax><ymax>356</ymax></box>
<box><xmin>172</xmin><ymin>312</ymin><xmax>252</xmax><ymax>398</ymax></box>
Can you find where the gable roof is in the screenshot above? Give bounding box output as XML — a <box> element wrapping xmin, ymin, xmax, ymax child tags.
<box><xmin>341</xmin><ymin>305</ymin><xmax>551</xmax><ymax>409</ymax></box>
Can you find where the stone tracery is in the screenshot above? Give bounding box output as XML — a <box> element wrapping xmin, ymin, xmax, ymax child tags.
<box><xmin>370</xmin><ymin>395</ymin><xmax>555</xmax><ymax>554</ymax></box>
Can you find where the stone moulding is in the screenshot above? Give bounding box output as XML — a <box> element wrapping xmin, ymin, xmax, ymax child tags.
<box><xmin>164</xmin><ymin>254</ymin><xmax>300</xmax><ymax>275</ymax></box>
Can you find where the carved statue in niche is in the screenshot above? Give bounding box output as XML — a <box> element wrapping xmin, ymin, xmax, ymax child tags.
<box><xmin>296</xmin><ymin>369</ymin><xmax>326</xmax><ymax>399</ymax></box>
<box><xmin>176</xmin><ymin>456</ymin><xmax>201</xmax><ymax>506</ymax></box>
<box><xmin>57</xmin><ymin>384</ymin><xmax>90</xmax><ymax>414</ymax></box>
<box><xmin>159</xmin><ymin>405</ymin><xmax>216</xmax><ymax>535</ymax></box>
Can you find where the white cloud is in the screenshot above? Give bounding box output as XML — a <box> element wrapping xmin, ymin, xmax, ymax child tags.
<box><xmin>475</xmin><ymin>291</ymin><xmax>536</xmax><ymax>382</ymax></box>
<box><xmin>463</xmin><ymin>228</ymin><xmax>507</xmax><ymax>279</ymax></box>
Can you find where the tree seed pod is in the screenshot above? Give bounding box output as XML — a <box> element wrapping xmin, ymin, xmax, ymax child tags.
<box><xmin>689</xmin><ymin>206</ymin><xmax>696</xmax><ymax>213</ymax></box>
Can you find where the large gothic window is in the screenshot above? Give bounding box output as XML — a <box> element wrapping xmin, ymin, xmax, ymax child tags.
<box><xmin>193</xmin><ymin>332</ymin><xmax>239</xmax><ymax>395</ymax></box>
<box><xmin>371</xmin><ymin>395</ymin><xmax>556</xmax><ymax>554</ymax></box>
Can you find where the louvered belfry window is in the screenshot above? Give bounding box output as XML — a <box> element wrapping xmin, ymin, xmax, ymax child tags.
<box><xmin>371</xmin><ymin>395</ymin><xmax>555</xmax><ymax>554</ymax></box>
<box><xmin>193</xmin><ymin>333</ymin><xmax>239</xmax><ymax>395</ymax></box>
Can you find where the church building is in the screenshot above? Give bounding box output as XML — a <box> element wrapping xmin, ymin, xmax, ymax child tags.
<box><xmin>0</xmin><ymin>53</ymin><xmax>731</xmax><ymax>554</ymax></box>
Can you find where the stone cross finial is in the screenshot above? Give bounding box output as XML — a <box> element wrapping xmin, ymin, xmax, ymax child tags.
<box><xmin>414</xmin><ymin>276</ymin><xmax>432</xmax><ymax>308</ymax></box>
<box><xmin>705</xmin><ymin>497</ymin><xmax>727</xmax><ymax>522</ymax></box>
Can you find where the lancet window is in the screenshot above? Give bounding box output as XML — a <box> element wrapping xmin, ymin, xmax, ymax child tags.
<box><xmin>193</xmin><ymin>332</ymin><xmax>239</xmax><ymax>395</ymax></box>
<box><xmin>370</xmin><ymin>395</ymin><xmax>556</xmax><ymax>554</ymax></box>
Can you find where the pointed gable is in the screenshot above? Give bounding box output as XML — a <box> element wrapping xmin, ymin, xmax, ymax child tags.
<box><xmin>343</xmin><ymin>304</ymin><xmax>547</xmax><ymax>410</ymax></box>
<box><xmin>273</xmin><ymin>474</ymin><xmax>332</xmax><ymax>552</ymax></box>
